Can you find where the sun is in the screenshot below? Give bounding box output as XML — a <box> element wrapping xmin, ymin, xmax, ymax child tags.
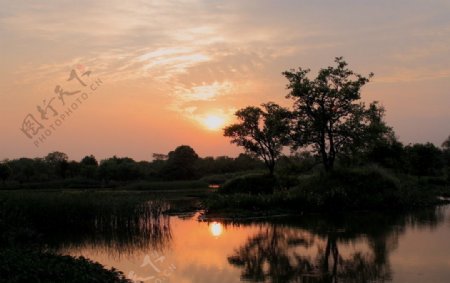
<box><xmin>202</xmin><ymin>114</ymin><xmax>226</xmax><ymax>131</ymax></box>
<box><xmin>209</xmin><ymin>222</ymin><xmax>223</xmax><ymax>237</ymax></box>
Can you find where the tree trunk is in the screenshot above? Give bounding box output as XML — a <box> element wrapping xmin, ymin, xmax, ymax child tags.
<box><xmin>326</xmin><ymin>156</ymin><xmax>335</xmax><ymax>171</ymax></box>
<box><xmin>322</xmin><ymin>154</ymin><xmax>334</xmax><ymax>171</ymax></box>
<box><xmin>268</xmin><ymin>162</ymin><xmax>275</xmax><ymax>176</ymax></box>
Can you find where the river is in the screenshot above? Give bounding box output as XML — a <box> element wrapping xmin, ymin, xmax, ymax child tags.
<box><xmin>57</xmin><ymin>204</ymin><xmax>450</xmax><ymax>283</ymax></box>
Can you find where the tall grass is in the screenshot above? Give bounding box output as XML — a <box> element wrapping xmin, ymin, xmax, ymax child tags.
<box><xmin>0</xmin><ymin>191</ymin><xmax>172</xmax><ymax>253</ymax></box>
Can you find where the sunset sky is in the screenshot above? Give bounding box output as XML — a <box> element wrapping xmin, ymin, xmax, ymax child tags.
<box><xmin>1</xmin><ymin>0</ymin><xmax>449</xmax><ymax>161</ymax></box>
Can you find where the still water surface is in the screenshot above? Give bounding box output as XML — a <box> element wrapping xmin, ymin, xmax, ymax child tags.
<box><xmin>61</xmin><ymin>205</ymin><xmax>450</xmax><ymax>283</ymax></box>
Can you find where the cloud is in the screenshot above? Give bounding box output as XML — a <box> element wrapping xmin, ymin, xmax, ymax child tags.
<box><xmin>3</xmin><ymin>0</ymin><xmax>450</xmax><ymax>125</ymax></box>
<box><xmin>375</xmin><ymin>67</ymin><xmax>450</xmax><ymax>84</ymax></box>
<box><xmin>172</xmin><ymin>81</ymin><xmax>232</xmax><ymax>102</ymax></box>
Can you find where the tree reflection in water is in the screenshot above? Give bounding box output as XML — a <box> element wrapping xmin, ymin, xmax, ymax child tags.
<box><xmin>227</xmin><ymin>207</ymin><xmax>445</xmax><ymax>283</ymax></box>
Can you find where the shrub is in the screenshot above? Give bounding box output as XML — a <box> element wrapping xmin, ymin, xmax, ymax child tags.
<box><xmin>220</xmin><ymin>174</ymin><xmax>277</xmax><ymax>195</ymax></box>
<box><xmin>296</xmin><ymin>166</ymin><xmax>414</xmax><ymax>210</ymax></box>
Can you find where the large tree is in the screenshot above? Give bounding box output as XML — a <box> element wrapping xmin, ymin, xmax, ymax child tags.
<box><xmin>224</xmin><ymin>102</ymin><xmax>291</xmax><ymax>175</ymax></box>
<box><xmin>80</xmin><ymin>155</ymin><xmax>98</xmax><ymax>166</ymax></box>
<box><xmin>98</xmin><ymin>156</ymin><xmax>141</xmax><ymax>181</ymax></box>
<box><xmin>163</xmin><ymin>145</ymin><xmax>199</xmax><ymax>180</ymax></box>
<box><xmin>80</xmin><ymin>155</ymin><xmax>98</xmax><ymax>179</ymax></box>
<box><xmin>283</xmin><ymin>57</ymin><xmax>389</xmax><ymax>171</ymax></box>
<box><xmin>44</xmin><ymin>151</ymin><xmax>69</xmax><ymax>178</ymax></box>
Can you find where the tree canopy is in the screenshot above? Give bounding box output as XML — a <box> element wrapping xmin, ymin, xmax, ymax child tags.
<box><xmin>81</xmin><ymin>155</ymin><xmax>98</xmax><ymax>166</ymax></box>
<box><xmin>283</xmin><ymin>57</ymin><xmax>390</xmax><ymax>171</ymax></box>
<box><xmin>44</xmin><ymin>151</ymin><xmax>69</xmax><ymax>178</ymax></box>
<box><xmin>224</xmin><ymin>102</ymin><xmax>292</xmax><ymax>175</ymax></box>
<box><xmin>162</xmin><ymin>145</ymin><xmax>199</xmax><ymax>180</ymax></box>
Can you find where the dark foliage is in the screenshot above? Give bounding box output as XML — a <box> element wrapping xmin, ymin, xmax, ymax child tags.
<box><xmin>220</xmin><ymin>174</ymin><xmax>277</xmax><ymax>195</ymax></box>
<box><xmin>0</xmin><ymin>148</ymin><xmax>265</xmax><ymax>188</ymax></box>
<box><xmin>283</xmin><ymin>57</ymin><xmax>391</xmax><ymax>171</ymax></box>
<box><xmin>0</xmin><ymin>249</ymin><xmax>131</xmax><ymax>283</ymax></box>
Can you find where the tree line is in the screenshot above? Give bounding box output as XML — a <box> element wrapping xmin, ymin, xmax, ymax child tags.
<box><xmin>0</xmin><ymin>137</ymin><xmax>448</xmax><ymax>186</ymax></box>
<box><xmin>0</xmin><ymin>148</ymin><xmax>264</xmax><ymax>185</ymax></box>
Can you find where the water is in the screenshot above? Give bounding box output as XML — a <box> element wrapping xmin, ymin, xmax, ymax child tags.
<box><xmin>57</xmin><ymin>204</ymin><xmax>450</xmax><ymax>283</ymax></box>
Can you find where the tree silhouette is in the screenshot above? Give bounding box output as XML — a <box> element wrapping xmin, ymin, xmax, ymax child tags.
<box><xmin>224</xmin><ymin>102</ymin><xmax>292</xmax><ymax>175</ymax></box>
<box><xmin>283</xmin><ymin>57</ymin><xmax>390</xmax><ymax>171</ymax></box>
<box><xmin>44</xmin><ymin>151</ymin><xmax>69</xmax><ymax>179</ymax></box>
<box><xmin>79</xmin><ymin>155</ymin><xmax>98</xmax><ymax>179</ymax></box>
<box><xmin>98</xmin><ymin>156</ymin><xmax>142</xmax><ymax>182</ymax></box>
<box><xmin>162</xmin><ymin>145</ymin><xmax>199</xmax><ymax>180</ymax></box>
<box><xmin>80</xmin><ymin>155</ymin><xmax>98</xmax><ymax>166</ymax></box>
